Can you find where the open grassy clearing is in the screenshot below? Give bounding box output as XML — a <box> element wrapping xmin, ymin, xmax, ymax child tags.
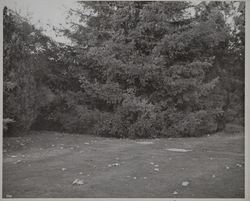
<box><xmin>3</xmin><ymin>129</ymin><xmax>244</xmax><ymax>198</ymax></box>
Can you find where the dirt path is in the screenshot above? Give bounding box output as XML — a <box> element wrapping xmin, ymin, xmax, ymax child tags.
<box><xmin>3</xmin><ymin>131</ymin><xmax>244</xmax><ymax>198</ymax></box>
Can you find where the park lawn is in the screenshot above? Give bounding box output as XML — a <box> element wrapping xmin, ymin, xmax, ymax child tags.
<box><xmin>3</xmin><ymin>128</ymin><xmax>244</xmax><ymax>198</ymax></box>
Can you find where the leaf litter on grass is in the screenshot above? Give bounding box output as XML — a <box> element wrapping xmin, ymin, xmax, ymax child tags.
<box><xmin>182</xmin><ymin>181</ymin><xmax>190</xmax><ymax>186</ymax></box>
<box><xmin>137</xmin><ymin>141</ymin><xmax>154</xmax><ymax>145</ymax></box>
<box><xmin>108</xmin><ymin>163</ymin><xmax>120</xmax><ymax>167</ymax></box>
<box><xmin>167</xmin><ymin>148</ymin><xmax>192</xmax><ymax>152</ymax></box>
<box><xmin>72</xmin><ymin>178</ymin><xmax>84</xmax><ymax>185</ymax></box>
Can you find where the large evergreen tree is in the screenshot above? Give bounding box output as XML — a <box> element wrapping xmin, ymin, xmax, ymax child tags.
<box><xmin>3</xmin><ymin>2</ymin><xmax>244</xmax><ymax>138</ymax></box>
<box><xmin>56</xmin><ymin>1</ymin><xmax>241</xmax><ymax>137</ymax></box>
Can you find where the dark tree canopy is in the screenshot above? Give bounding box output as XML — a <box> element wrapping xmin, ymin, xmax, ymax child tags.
<box><xmin>3</xmin><ymin>2</ymin><xmax>245</xmax><ymax>138</ymax></box>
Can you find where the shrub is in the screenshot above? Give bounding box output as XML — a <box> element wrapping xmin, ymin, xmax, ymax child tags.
<box><xmin>167</xmin><ymin>110</ymin><xmax>217</xmax><ymax>137</ymax></box>
<box><xmin>57</xmin><ymin>105</ymin><xmax>101</xmax><ymax>134</ymax></box>
<box><xmin>94</xmin><ymin>114</ymin><xmax>129</xmax><ymax>138</ymax></box>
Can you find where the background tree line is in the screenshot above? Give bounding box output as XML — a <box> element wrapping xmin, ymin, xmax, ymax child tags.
<box><xmin>3</xmin><ymin>1</ymin><xmax>245</xmax><ymax>138</ymax></box>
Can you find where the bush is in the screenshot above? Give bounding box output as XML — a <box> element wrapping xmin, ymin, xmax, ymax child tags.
<box><xmin>94</xmin><ymin>114</ymin><xmax>129</xmax><ymax>138</ymax></box>
<box><xmin>57</xmin><ymin>105</ymin><xmax>101</xmax><ymax>134</ymax></box>
<box><xmin>95</xmin><ymin>93</ymin><xmax>158</xmax><ymax>138</ymax></box>
<box><xmin>128</xmin><ymin>117</ymin><xmax>161</xmax><ymax>138</ymax></box>
<box><xmin>167</xmin><ymin>110</ymin><xmax>217</xmax><ymax>137</ymax></box>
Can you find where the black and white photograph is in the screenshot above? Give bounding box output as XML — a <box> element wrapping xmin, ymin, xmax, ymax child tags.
<box><xmin>1</xmin><ymin>0</ymin><xmax>246</xmax><ymax>199</ymax></box>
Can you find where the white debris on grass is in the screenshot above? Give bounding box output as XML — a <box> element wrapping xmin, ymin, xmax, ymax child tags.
<box><xmin>84</xmin><ymin>142</ymin><xmax>90</xmax><ymax>145</ymax></box>
<box><xmin>137</xmin><ymin>141</ymin><xmax>154</xmax><ymax>145</ymax></box>
<box><xmin>79</xmin><ymin>172</ymin><xmax>83</xmax><ymax>175</ymax></box>
<box><xmin>154</xmin><ymin>164</ymin><xmax>159</xmax><ymax>167</ymax></box>
<box><xmin>133</xmin><ymin>177</ymin><xmax>137</xmax><ymax>180</ymax></box>
<box><xmin>212</xmin><ymin>174</ymin><xmax>216</xmax><ymax>178</ymax></box>
<box><xmin>72</xmin><ymin>178</ymin><xmax>84</xmax><ymax>185</ymax></box>
<box><xmin>150</xmin><ymin>162</ymin><xmax>154</xmax><ymax>165</ymax></box>
<box><xmin>61</xmin><ymin>168</ymin><xmax>67</xmax><ymax>171</ymax></box>
<box><xmin>167</xmin><ymin>148</ymin><xmax>192</xmax><ymax>152</ymax></box>
<box><xmin>154</xmin><ymin>168</ymin><xmax>160</xmax><ymax>171</ymax></box>
<box><xmin>11</xmin><ymin>155</ymin><xmax>17</xmax><ymax>158</ymax></box>
<box><xmin>182</xmin><ymin>181</ymin><xmax>190</xmax><ymax>186</ymax></box>
<box><xmin>236</xmin><ymin>163</ymin><xmax>242</xmax><ymax>168</ymax></box>
<box><xmin>108</xmin><ymin>163</ymin><xmax>120</xmax><ymax>167</ymax></box>
<box><xmin>14</xmin><ymin>160</ymin><xmax>22</xmax><ymax>164</ymax></box>
<box><xmin>173</xmin><ymin>191</ymin><xmax>178</xmax><ymax>195</ymax></box>
<box><xmin>226</xmin><ymin>166</ymin><xmax>230</xmax><ymax>170</ymax></box>
<box><xmin>6</xmin><ymin>194</ymin><xmax>12</xmax><ymax>198</ymax></box>
<box><xmin>143</xmin><ymin>177</ymin><xmax>147</xmax><ymax>179</ymax></box>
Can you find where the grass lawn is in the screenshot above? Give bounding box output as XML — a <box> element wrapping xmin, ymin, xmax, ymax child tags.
<box><xmin>3</xmin><ymin>127</ymin><xmax>244</xmax><ymax>198</ymax></box>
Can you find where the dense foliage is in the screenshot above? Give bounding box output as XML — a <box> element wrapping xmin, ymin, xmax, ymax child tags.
<box><xmin>3</xmin><ymin>2</ymin><xmax>245</xmax><ymax>138</ymax></box>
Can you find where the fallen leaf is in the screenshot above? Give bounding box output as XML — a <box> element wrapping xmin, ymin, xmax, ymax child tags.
<box><xmin>6</xmin><ymin>194</ymin><xmax>12</xmax><ymax>198</ymax></box>
<box><xmin>236</xmin><ymin>163</ymin><xmax>242</xmax><ymax>168</ymax></box>
<box><xmin>14</xmin><ymin>160</ymin><xmax>22</xmax><ymax>164</ymax></box>
<box><xmin>167</xmin><ymin>148</ymin><xmax>191</xmax><ymax>152</ymax></box>
<box><xmin>137</xmin><ymin>141</ymin><xmax>154</xmax><ymax>145</ymax></box>
<box><xmin>72</xmin><ymin>178</ymin><xmax>84</xmax><ymax>185</ymax></box>
<box><xmin>182</xmin><ymin>181</ymin><xmax>189</xmax><ymax>186</ymax></box>
<box><xmin>108</xmin><ymin>163</ymin><xmax>120</xmax><ymax>167</ymax></box>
